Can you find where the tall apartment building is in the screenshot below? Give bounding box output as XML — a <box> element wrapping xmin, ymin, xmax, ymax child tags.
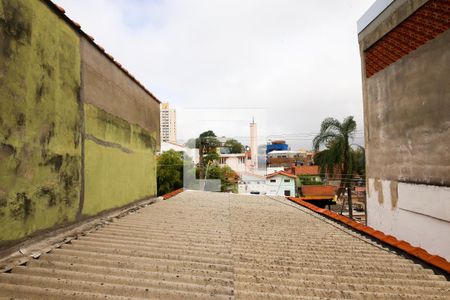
<box><xmin>160</xmin><ymin>103</ymin><xmax>177</xmax><ymax>143</ymax></box>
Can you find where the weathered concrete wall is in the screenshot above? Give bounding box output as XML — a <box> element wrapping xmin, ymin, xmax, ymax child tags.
<box><xmin>0</xmin><ymin>0</ymin><xmax>81</xmax><ymax>245</ymax></box>
<box><xmin>0</xmin><ymin>0</ymin><xmax>159</xmax><ymax>248</ymax></box>
<box><xmin>359</xmin><ymin>0</ymin><xmax>450</xmax><ymax>258</ymax></box>
<box><xmin>80</xmin><ymin>39</ymin><xmax>159</xmax><ymax>216</ymax></box>
<box><xmin>364</xmin><ymin>29</ymin><xmax>450</xmax><ymax>185</ymax></box>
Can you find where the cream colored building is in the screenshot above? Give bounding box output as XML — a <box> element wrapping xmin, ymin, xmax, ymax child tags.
<box><xmin>160</xmin><ymin>103</ymin><xmax>176</xmax><ymax>143</ymax></box>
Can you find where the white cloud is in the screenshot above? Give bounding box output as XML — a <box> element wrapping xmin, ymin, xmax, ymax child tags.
<box><xmin>55</xmin><ymin>0</ymin><xmax>373</xmax><ymax>149</ymax></box>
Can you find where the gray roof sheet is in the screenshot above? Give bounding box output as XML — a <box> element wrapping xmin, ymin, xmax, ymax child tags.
<box><xmin>0</xmin><ymin>191</ymin><xmax>448</xmax><ymax>299</ymax></box>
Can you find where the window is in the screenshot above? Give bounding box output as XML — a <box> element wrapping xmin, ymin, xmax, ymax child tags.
<box><xmin>284</xmin><ymin>190</ymin><xmax>291</xmax><ymax>196</ymax></box>
<box><xmin>284</xmin><ymin>179</ymin><xmax>290</xmax><ymax>183</ymax></box>
<box><xmin>270</xmin><ymin>179</ymin><xmax>276</xmax><ymax>183</ymax></box>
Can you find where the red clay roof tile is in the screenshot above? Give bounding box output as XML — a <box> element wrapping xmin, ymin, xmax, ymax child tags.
<box><xmin>266</xmin><ymin>171</ymin><xmax>297</xmax><ymax>179</ymax></box>
<box><xmin>293</xmin><ymin>165</ymin><xmax>320</xmax><ymax>175</ymax></box>
<box><xmin>301</xmin><ymin>185</ymin><xmax>335</xmax><ymax>197</ymax></box>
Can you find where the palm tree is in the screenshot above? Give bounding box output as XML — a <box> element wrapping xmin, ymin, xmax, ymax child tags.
<box><xmin>313</xmin><ymin>116</ymin><xmax>357</xmax><ymax>218</ymax></box>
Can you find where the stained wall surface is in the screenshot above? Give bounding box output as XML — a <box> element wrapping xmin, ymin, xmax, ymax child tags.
<box><xmin>359</xmin><ymin>0</ymin><xmax>450</xmax><ymax>259</ymax></box>
<box><xmin>0</xmin><ymin>0</ymin><xmax>81</xmax><ymax>245</ymax></box>
<box><xmin>0</xmin><ymin>0</ymin><xmax>159</xmax><ymax>248</ymax></box>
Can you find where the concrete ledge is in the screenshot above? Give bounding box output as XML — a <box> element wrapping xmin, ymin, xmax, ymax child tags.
<box><xmin>286</xmin><ymin>196</ymin><xmax>450</xmax><ymax>274</ymax></box>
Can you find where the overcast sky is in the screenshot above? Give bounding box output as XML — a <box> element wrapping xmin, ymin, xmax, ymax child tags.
<box><xmin>56</xmin><ymin>0</ymin><xmax>375</xmax><ymax>149</ymax></box>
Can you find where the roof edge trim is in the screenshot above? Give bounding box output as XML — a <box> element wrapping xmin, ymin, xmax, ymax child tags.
<box><xmin>287</xmin><ymin>196</ymin><xmax>450</xmax><ymax>274</ymax></box>
<box><xmin>357</xmin><ymin>0</ymin><xmax>395</xmax><ymax>34</ymax></box>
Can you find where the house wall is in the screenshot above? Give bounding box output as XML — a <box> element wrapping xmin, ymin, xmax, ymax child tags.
<box><xmin>0</xmin><ymin>0</ymin><xmax>159</xmax><ymax>248</ymax></box>
<box><xmin>266</xmin><ymin>176</ymin><xmax>295</xmax><ymax>196</ymax></box>
<box><xmin>80</xmin><ymin>39</ymin><xmax>159</xmax><ymax>216</ymax></box>
<box><xmin>220</xmin><ymin>156</ymin><xmax>247</xmax><ymax>173</ymax></box>
<box><xmin>359</xmin><ymin>0</ymin><xmax>450</xmax><ymax>259</ymax></box>
<box><xmin>0</xmin><ymin>0</ymin><xmax>81</xmax><ymax>245</ymax></box>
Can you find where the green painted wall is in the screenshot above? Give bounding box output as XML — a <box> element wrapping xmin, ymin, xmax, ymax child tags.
<box><xmin>82</xmin><ymin>104</ymin><xmax>157</xmax><ymax>216</ymax></box>
<box><xmin>0</xmin><ymin>0</ymin><xmax>159</xmax><ymax>248</ymax></box>
<box><xmin>0</xmin><ymin>0</ymin><xmax>81</xmax><ymax>243</ymax></box>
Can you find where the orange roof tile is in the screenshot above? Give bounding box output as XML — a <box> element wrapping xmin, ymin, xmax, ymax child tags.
<box><xmin>301</xmin><ymin>185</ymin><xmax>335</xmax><ymax>197</ymax></box>
<box><xmin>266</xmin><ymin>171</ymin><xmax>297</xmax><ymax>179</ymax></box>
<box><xmin>294</xmin><ymin>165</ymin><xmax>320</xmax><ymax>175</ymax></box>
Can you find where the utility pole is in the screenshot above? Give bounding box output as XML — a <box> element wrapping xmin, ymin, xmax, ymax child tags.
<box><xmin>347</xmin><ymin>175</ymin><xmax>353</xmax><ymax>219</ymax></box>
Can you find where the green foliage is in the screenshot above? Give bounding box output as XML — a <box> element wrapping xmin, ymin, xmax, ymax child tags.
<box><xmin>204</xmin><ymin>152</ymin><xmax>220</xmax><ymax>165</ymax></box>
<box><xmin>196</xmin><ymin>130</ymin><xmax>221</xmax><ymax>151</ymax></box>
<box><xmin>224</xmin><ymin>139</ymin><xmax>244</xmax><ymax>153</ymax></box>
<box><xmin>205</xmin><ymin>164</ymin><xmax>237</xmax><ymax>192</ymax></box>
<box><xmin>352</xmin><ymin>146</ymin><xmax>365</xmax><ymax>176</ymax></box>
<box><xmin>313</xmin><ymin>116</ymin><xmax>358</xmax><ymax>186</ymax></box>
<box><xmin>157</xmin><ymin>150</ymin><xmax>184</xmax><ymax>196</ymax></box>
<box><xmin>196</xmin><ymin>130</ymin><xmax>221</xmax><ymax>178</ymax></box>
<box><xmin>298</xmin><ymin>175</ymin><xmax>322</xmax><ymax>186</ymax></box>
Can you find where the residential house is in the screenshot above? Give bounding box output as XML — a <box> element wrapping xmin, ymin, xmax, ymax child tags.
<box><xmin>266</xmin><ymin>171</ymin><xmax>297</xmax><ymax>196</ymax></box>
<box><xmin>266</xmin><ymin>140</ymin><xmax>289</xmax><ymax>154</ymax></box>
<box><xmin>238</xmin><ymin>172</ymin><xmax>267</xmax><ymax>195</ymax></box>
<box><xmin>267</xmin><ymin>150</ymin><xmax>305</xmax><ymax>168</ymax></box>
<box><xmin>219</xmin><ymin>153</ymin><xmax>247</xmax><ymax>173</ymax></box>
<box><xmin>300</xmin><ymin>185</ymin><xmax>336</xmax><ymax>208</ymax></box>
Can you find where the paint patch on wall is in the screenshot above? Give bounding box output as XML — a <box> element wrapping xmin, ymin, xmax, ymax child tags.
<box><xmin>390</xmin><ymin>180</ymin><xmax>398</xmax><ymax>209</ymax></box>
<box><xmin>82</xmin><ymin>104</ymin><xmax>157</xmax><ymax>216</ymax></box>
<box><xmin>0</xmin><ymin>0</ymin><xmax>81</xmax><ymax>243</ymax></box>
<box><xmin>373</xmin><ymin>178</ymin><xmax>383</xmax><ymax>205</ymax></box>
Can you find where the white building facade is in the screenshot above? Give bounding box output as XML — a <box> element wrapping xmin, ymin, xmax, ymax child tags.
<box><xmin>265</xmin><ymin>172</ymin><xmax>296</xmax><ymax>197</ymax></box>
<box><xmin>160</xmin><ymin>103</ymin><xmax>176</xmax><ymax>143</ymax></box>
<box><xmin>238</xmin><ymin>173</ymin><xmax>267</xmax><ymax>195</ymax></box>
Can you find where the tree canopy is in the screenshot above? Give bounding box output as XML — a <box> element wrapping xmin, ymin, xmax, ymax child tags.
<box><xmin>157</xmin><ymin>150</ymin><xmax>183</xmax><ymax>196</ymax></box>
<box><xmin>224</xmin><ymin>139</ymin><xmax>244</xmax><ymax>154</ymax></box>
<box><xmin>313</xmin><ymin>116</ymin><xmax>357</xmax><ymax>178</ymax></box>
<box><xmin>196</xmin><ymin>130</ymin><xmax>221</xmax><ymax>152</ymax></box>
<box><xmin>312</xmin><ymin>116</ymin><xmax>360</xmax><ymax>218</ymax></box>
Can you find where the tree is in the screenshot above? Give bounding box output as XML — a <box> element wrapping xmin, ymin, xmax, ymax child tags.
<box><xmin>204</xmin><ymin>164</ymin><xmax>237</xmax><ymax>192</ymax></box>
<box><xmin>157</xmin><ymin>150</ymin><xmax>183</xmax><ymax>196</ymax></box>
<box><xmin>204</xmin><ymin>152</ymin><xmax>220</xmax><ymax>165</ymax></box>
<box><xmin>224</xmin><ymin>139</ymin><xmax>244</xmax><ymax>154</ymax></box>
<box><xmin>313</xmin><ymin>116</ymin><xmax>357</xmax><ymax>218</ymax></box>
<box><xmin>184</xmin><ymin>138</ymin><xmax>197</xmax><ymax>149</ymax></box>
<box><xmin>196</xmin><ymin>130</ymin><xmax>221</xmax><ymax>179</ymax></box>
<box><xmin>352</xmin><ymin>146</ymin><xmax>365</xmax><ymax>177</ymax></box>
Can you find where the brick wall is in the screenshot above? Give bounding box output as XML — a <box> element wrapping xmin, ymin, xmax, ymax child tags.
<box><xmin>365</xmin><ymin>0</ymin><xmax>450</xmax><ymax>78</ymax></box>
